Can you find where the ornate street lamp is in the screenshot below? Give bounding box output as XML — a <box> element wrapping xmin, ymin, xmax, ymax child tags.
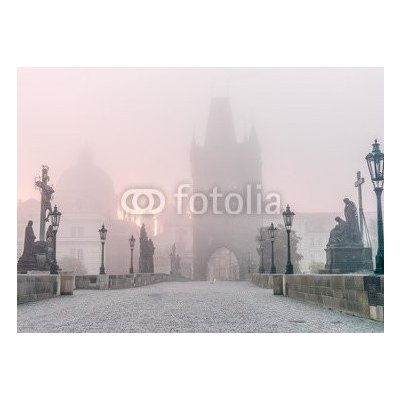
<box><xmin>267</xmin><ymin>223</ymin><xmax>278</xmax><ymax>274</ymax></box>
<box><xmin>282</xmin><ymin>204</ymin><xmax>295</xmax><ymax>274</ymax></box>
<box><xmin>366</xmin><ymin>139</ymin><xmax>384</xmax><ymax>274</ymax></box>
<box><xmin>98</xmin><ymin>224</ymin><xmax>108</xmax><ymax>275</ymax></box>
<box><xmin>256</xmin><ymin>227</ymin><xmax>267</xmax><ymax>273</ymax></box>
<box><xmin>129</xmin><ymin>234</ymin><xmax>136</xmax><ymax>274</ymax></box>
<box><xmin>49</xmin><ymin>204</ymin><xmax>62</xmax><ymax>275</ymax></box>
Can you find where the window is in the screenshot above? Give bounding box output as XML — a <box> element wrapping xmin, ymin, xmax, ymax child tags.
<box><xmin>71</xmin><ymin>226</ymin><xmax>84</xmax><ymax>237</ymax></box>
<box><xmin>70</xmin><ymin>248</ymin><xmax>83</xmax><ymax>260</ymax></box>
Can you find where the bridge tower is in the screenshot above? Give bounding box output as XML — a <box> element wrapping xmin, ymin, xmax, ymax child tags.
<box><xmin>190</xmin><ymin>98</ymin><xmax>263</xmax><ymax>280</ymax></box>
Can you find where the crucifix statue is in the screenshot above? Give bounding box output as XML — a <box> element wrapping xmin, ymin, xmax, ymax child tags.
<box><xmin>35</xmin><ymin>165</ymin><xmax>54</xmax><ymax>241</ymax></box>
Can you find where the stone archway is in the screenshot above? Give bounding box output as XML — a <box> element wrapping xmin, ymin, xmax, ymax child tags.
<box><xmin>207</xmin><ymin>247</ymin><xmax>239</xmax><ymax>281</ymax></box>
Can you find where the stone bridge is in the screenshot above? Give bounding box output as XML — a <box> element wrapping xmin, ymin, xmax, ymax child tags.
<box><xmin>17</xmin><ymin>274</ymin><xmax>383</xmax><ymax>333</ymax></box>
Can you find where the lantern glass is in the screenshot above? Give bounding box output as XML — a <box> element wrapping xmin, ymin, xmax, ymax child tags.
<box><xmin>99</xmin><ymin>224</ymin><xmax>107</xmax><ymax>243</ymax></box>
<box><xmin>283</xmin><ymin>204</ymin><xmax>295</xmax><ymax>231</ymax></box>
<box><xmin>256</xmin><ymin>227</ymin><xmax>267</xmax><ymax>247</ymax></box>
<box><xmin>129</xmin><ymin>235</ymin><xmax>136</xmax><ymax>249</ymax></box>
<box><xmin>366</xmin><ymin>140</ymin><xmax>384</xmax><ymax>190</ymax></box>
<box><xmin>267</xmin><ymin>223</ymin><xmax>277</xmax><ymax>240</ymax></box>
<box><xmin>50</xmin><ymin>205</ymin><xmax>62</xmax><ymax>232</ymax></box>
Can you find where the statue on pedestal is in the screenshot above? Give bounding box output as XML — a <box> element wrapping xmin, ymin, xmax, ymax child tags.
<box><xmin>175</xmin><ymin>254</ymin><xmax>181</xmax><ymax>275</ymax></box>
<box><xmin>46</xmin><ymin>224</ymin><xmax>55</xmax><ymax>265</ymax></box>
<box><xmin>169</xmin><ymin>243</ymin><xmax>182</xmax><ymax>276</ymax></box>
<box><xmin>327</xmin><ymin>217</ymin><xmax>347</xmax><ymax>247</ymax></box>
<box><xmin>19</xmin><ymin>221</ymin><xmax>36</xmax><ymax>265</ymax></box>
<box><xmin>343</xmin><ymin>198</ymin><xmax>363</xmax><ymax>245</ymax></box>
<box><xmin>138</xmin><ymin>224</ymin><xmax>155</xmax><ymax>273</ymax></box>
<box><xmin>323</xmin><ymin>198</ymin><xmax>372</xmax><ymax>274</ymax></box>
<box><xmin>35</xmin><ymin>165</ymin><xmax>54</xmax><ymax>241</ymax></box>
<box><xmin>18</xmin><ymin>165</ymin><xmax>57</xmax><ymax>273</ymax></box>
<box><xmin>327</xmin><ymin>198</ymin><xmax>363</xmax><ymax>248</ymax></box>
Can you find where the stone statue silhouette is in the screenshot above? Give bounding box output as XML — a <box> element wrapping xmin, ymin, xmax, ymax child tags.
<box><xmin>327</xmin><ymin>198</ymin><xmax>363</xmax><ymax>248</ymax></box>
<box><xmin>324</xmin><ymin>197</ymin><xmax>373</xmax><ymax>273</ymax></box>
<box><xmin>327</xmin><ymin>217</ymin><xmax>347</xmax><ymax>247</ymax></box>
<box><xmin>46</xmin><ymin>224</ymin><xmax>55</xmax><ymax>262</ymax></box>
<box><xmin>343</xmin><ymin>198</ymin><xmax>362</xmax><ymax>245</ymax></box>
<box><xmin>46</xmin><ymin>224</ymin><xmax>54</xmax><ymax>244</ymax></box>
<box><xmin>139</xmin><ymin>224</ymin><xmax>155</xmax><ymax>273</ymax></box>
<box><xmin>18</xmin><ymin>220</ymin><xmax>56</xmax><ymax>273</ymax></box>
<box><xmin>175</xmin><ymin>254</ymin><xmax>181</xmax><ymax>275</ymax></box>
<box><xmin>21</xmin><ymin>220</ymin><xmax>36</xmax><ymax>259</ymax></box>
<box><xmin>169</xmin><ymin>243</ymin><xmax>182</xmax><ymax>275</ymax></box>
<box><xmin>36</xmin><ymin>176</ymin><xmax>54</xmax><ymax>219</ymax></box>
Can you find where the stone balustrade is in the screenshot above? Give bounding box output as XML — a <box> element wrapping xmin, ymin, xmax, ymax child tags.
<box><xmin>17</xmin><ymin>274</ymin><xmax>61</xmax><ymax>304</ymax></box>
<box><xmin>60</xmin><ymin>275</ymin><xmax>75</xmax><ymax>295</ymax></box>
<box><xmin>252</xmin><ymin>273</ymin><xmax>384</xmax><ymax>322</ymax></box>
<box><xmin>74</xmin><ymin>273</ymin><xmax>187</xmax><ymax>290</ymax></box>
<box><xmin>18</xmin><ymin>273</ymin><xmax>188</xmax><ymax>303</ymax></box>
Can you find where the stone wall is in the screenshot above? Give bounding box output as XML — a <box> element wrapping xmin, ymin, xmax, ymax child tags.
<box><xmin>251</xmin><ymin>273</ymin><xmax>274</xmax><ymax>288</ymax></box>
<box><xmin>252</xmin><ymin>273</ymin><xmax>384</xmax><ymax>322</ymax></box>
<box><xmin>134</xmin><ymin>273</ymin><xmax>168</xmax><ymax>287</ymax></box>
<box><xmin>108</xmin><ymin>274</ymin><xmax>136</xmax><ymax>289</ymax></box>
<box><xmin>75</xmin><ymin>273</ymin><xmax>188</xmax><ymax>290</ymax></box>
<box><xmin>17</xmin><ymin>274</ymin><xmax>60</xmax><ymax>304</ymax></box>
<box><xmin>251</xmin><ymin>273</ymin><xmax>284</xmax><ymax>295</ymax></box>
<box><xmin>18</xmin><ymin>273</ymin><xmax>187</xmax><ymax>304</ymax></box>
<box><xmin>60</xmin><ymin>275</ymin><xmax>75</xmax><ymax>295</ymax></box>
<box><xmin>75</xmin><ymin>274</ymin><xmax>109</xmax><ymax>289</ymax></box>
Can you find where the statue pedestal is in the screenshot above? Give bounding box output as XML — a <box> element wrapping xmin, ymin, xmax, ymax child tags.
<box><xmin>17</xmin><ymin>257</ymin><xmax>39</xmax><ymax>274</ymax></box>
<box><xmin>322</xmin><ymin>247</ymin><xmax>373</xmax><ymax>274</ymax></box>
<box><xmin>17</xmin><ymin>240</ymin><xmax>51</xmax><ymax>274</ymax></box>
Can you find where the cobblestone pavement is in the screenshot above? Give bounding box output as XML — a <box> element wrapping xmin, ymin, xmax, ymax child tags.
<box><xmin>17</xmin><ymin>281</ymin><xmax>383</xmax><ymax>333</ymax></box>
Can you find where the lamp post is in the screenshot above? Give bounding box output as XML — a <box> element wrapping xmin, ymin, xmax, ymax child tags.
<box><xmin>98</xmin><ymin>224</ymin><xmax>108</xmax><ymax>275</ymax></box>
<box><xmin>283</xmin><ymin>204</ymin><xmax>295</xmax><ymax>274</ymax></box>
<box><xmin>366</xmin><ymin>139</ymin><xmax>384</xmax><ymax>274</ymax></box>
<box><xmin>49</xmin><ymin>204</ymin><xmax>62</xmax><ymax>275</ymax></box>
<box><xmin>129</xmin><ymin>234</ymin><xmax>136</xmax><ymax>274</ymax></box>
<box><xmin>267</xmin><ymin>223</ymin><xmax>278</xmax><ymax>274</ymax></box>
<box><xmin>256</xmin><ymin>227</ymin><xmax>267</xmax><ymax>273</ymax></box>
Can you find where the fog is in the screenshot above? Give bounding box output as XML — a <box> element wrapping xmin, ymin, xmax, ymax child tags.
<box><xmin>17</xmin><ymin>68</ymin><xmax>383</xmax><ymax>213</ymax></box>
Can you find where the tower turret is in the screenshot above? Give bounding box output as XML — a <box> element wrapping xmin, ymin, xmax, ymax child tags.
<box><xmin>204</xmin><ymin>97</ymin><xmax>236</xmax><ymax>149</ymax></box>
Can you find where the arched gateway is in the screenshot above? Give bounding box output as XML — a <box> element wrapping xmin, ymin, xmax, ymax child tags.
<box><xmin>207</xmin><ymin>248</ymin><xmax>239</xmax><ymax>281</ymax></box>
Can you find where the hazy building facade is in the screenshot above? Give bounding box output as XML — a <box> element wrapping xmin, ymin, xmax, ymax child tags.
<box><xmin>48</xmin><ymin>149</ymin><xmax>137</xmax><ymax>274</ymax></box>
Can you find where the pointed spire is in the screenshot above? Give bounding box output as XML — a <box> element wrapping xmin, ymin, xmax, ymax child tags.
<box><xmin>140</xmin><ymin>223</ymin><xmax>148</xmax><ymax>240</ymax></box>
<box><xmin>190</xmin><ymin>131</ymin><xmax>198</xmax><ymax>164</ymax></box>
<box><xmin>248</xmin><ymin>124</ymin><xmax>260</xmax><ymax>147</ymax></box>
<box><xmin>204</xmin><ymin>97</ymin><xmax>236</xmax><ymax>149</ymax></box>
<box><xmin>78</xmin><ymin>146</ymin><xmax>94</xmax><ymax>165</ymax></box>
<box><xmin>191</xmin><ymin>134</ymin><xmax>197</xmax><ymax>150</ymax></box>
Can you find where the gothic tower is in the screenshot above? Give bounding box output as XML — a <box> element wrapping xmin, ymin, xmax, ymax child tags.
<box><xmin>191</xmin><ymin>98</ymin><xmax>262</xmax><ymax>280</ymax></box>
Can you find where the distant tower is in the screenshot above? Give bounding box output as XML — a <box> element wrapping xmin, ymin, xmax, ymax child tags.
<box><xmin>191</xmin><ymin>98</ymin><xmax>262</xmax><ymax>280</ymax></box>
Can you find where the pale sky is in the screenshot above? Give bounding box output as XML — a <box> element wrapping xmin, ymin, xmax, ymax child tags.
<box><xmin>17</xmin><ymin>67</ymin><xmax>383</xmax><ymax>213</ymax></box>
